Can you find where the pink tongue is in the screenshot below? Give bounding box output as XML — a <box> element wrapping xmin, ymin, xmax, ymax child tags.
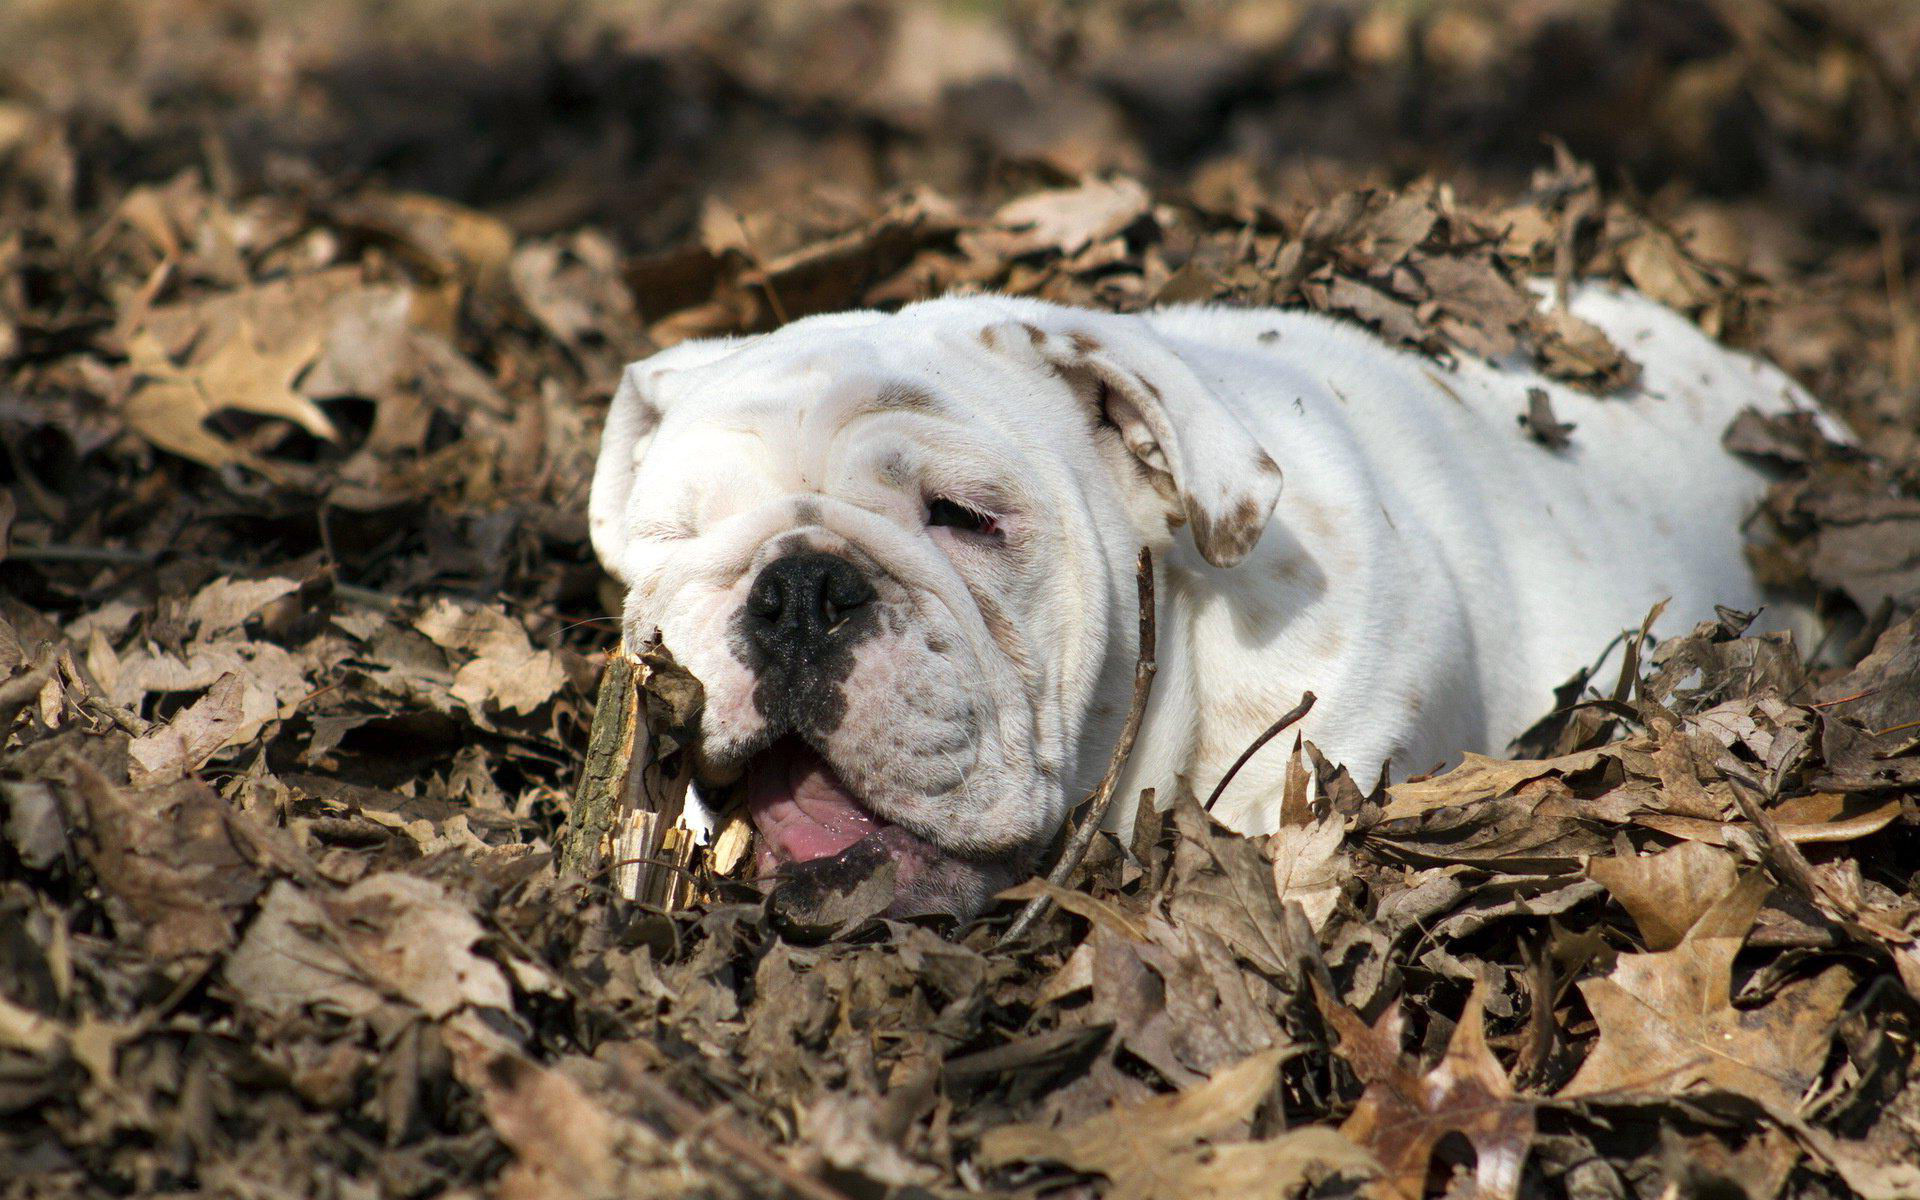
<box><xmin>746</xmin><ymin>741</ymin><xmax>888</xmax><ymax>873</ymax></box>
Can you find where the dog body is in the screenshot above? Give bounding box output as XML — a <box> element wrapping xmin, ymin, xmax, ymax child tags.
<box><xmin>589</xmin><ymin>284</ymin><xmax>1821</xmax><ymax>917</ymax></box>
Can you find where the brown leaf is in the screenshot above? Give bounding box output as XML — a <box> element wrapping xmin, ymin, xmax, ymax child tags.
<box><xmin>414</xmin><ymin>599</ymin><xmax>567</xmax><ymax>716</ymax></box>
<box><xmin>1319</xmin><ymin>982</ymin><xmax>1537</xmax><ymax>1200</ymax></box>
<box><xmin>1382</xmin><ymin>747</ymin><xmax>1617</xmax><ymax>819</ymax></box>
<box><xmin>1619</xmin><ymin>224</ymin><xmax>1719</xmax><ymax>313</ymax></box>
<box><xmin>978</xmin><ymin>1045</ymin><xmax>1374</xmax><ymax>1200</ymax></box>
<box><xmin>982</xmin><ymin>176</ymin><xmax>1151</xmax><ymax>258</ymax></box>
<box><xmin>1528</xmin><ymin>306</ymin><xmax>1641</xmax><ymax>390</ymax></box>
<box><xmin>1086</xmin><ymin>915</ymin><xmax>1292</xmax><ymax>1086</ymax></box>
<box><xmin>1268</xmin><ymin>809</ymin><xmax>1348</xmax><ymax>934</ymax></box>
<box><xmin>225</xmin><ymin>873</ymin><xmax>514</xmax><ymax>1022</ymax></box>
<box><xmin>68</xmin><ymin>759</ymin><xmax>264</xmax><ymax>960</ymax></box>
<box><xmin>1588</xmin><ymin>840</ymin><xmax>1740</xmax><ymax>951</ymax></box>
<box><xmin>183</xmin><ymin>575</ymin><xmax>300</xmax><ymax>636</ymax></box>
<box><xmin>1560</xmin><ymin>874</ymin><xmax>1854</xmax><ymax>1114</ymax></box>
<box><xmin>998</xmin><ymin>877</ymin><xmax>1149</xmax><ymax>941</ymax></box>
<box><xmin>445</xmin><ymin>1027</ymin><xmax>678</xmax><ymax>1200</ymax></box>
<box><xmin>107</xmin><ymin>636</ymin><xmax>310</xmax><ymax>747</ymax></box>
<box><xmin>510</xmin><ymin>230</ymin><xmax>645</xmax><ymax>357</ymax></box>
<box><xmin>121</xmin><ymin>318</ymin><xmax>331</xmax><ymax>469</ymax></box>
<box><xmin>1319</xmin><ymin>275</ymin><xmax>1430</xmax><ymax>347</ymax></box>
<box><xmin>332</xmin><ymin>190</ymin><xmax>515</xmax><ymax>287</ymax></box>
<box><xmin>127</xmin><ymin>670</ymin><xmax>247</xmax><ymax>784</ymax></box>
<box><xmin>1519</xmin><ymin>386</ymin><xmax>1575</xmax><ymax>450</ymax></box>
<box><xmin>1167</xmin><ymin>791</ymin><xmax>1310</xmax><ymax>981</ymax></box>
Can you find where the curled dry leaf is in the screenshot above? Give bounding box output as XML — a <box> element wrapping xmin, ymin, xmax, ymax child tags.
<box><xmin>225</xmin><ymin>874</ymin><xmax>513</xmax><ymax>1022</ymax></box>
<box><xmin>1268</xmin><ymin>811</ymin><xmax>1348</xmax><ymax>935</ymax></box>
<box><xmin>980</xmin><ymin>176</ymin><xmax>1152</xmax><ymax>259</ymax></box>
<box><xmin>183</xmin><ymin>575</ymin><xmax>300</xmax><ymax>636</ymax></box>
<box><xmin>127</xmin><ymin>670</ymin><xmax>247</xmax><ymax>784</ymax></box>
<box><xmin>1519</xmin><ymin>386</ymin><xmax>1576</xmax><ymax>450</ymax></box>
<box><xmin>122</xmin><ymin>319</ymin><xmax>332</xmax><ymax>469</ymax></box>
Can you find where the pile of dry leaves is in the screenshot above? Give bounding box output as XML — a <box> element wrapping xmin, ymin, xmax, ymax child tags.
<box><xmin>4</xmin><ymin>1</ymin><xmax>1920</xmax><ymax>1197</ymax></box>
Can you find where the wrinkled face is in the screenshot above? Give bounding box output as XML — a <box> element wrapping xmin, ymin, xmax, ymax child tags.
<box><xmin>589</xmin><ymin>299</ymin><xmax>1282</xmax><ymax>923</ymax></box>
<box><xmin>591</xmin><ymin>313</ymin><xmax>1137</xmax><ymax>920</ymax></box>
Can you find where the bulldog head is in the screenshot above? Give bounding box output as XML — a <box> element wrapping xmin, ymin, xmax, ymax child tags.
<box><xmin>588</xmin><ymin>297</ymin><xmax>1282</xmax><ymax>922</ymax></box>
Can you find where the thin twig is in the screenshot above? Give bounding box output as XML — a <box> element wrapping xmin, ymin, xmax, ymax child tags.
<box><xmin>734</xmin><ymin>212</ymin><xmax>791</xmax><ymax>327</ymax></box>
<box><xmin>1806</xmin><ymin>687</ymin><xmax>1880</xmax><ymax>710</ymax></box>
<box><xmin>1203</xmin><ymin>691</ymin><xmax>1318</xmax><ymax>813</ymax></box>
<box><xmin>999</xmin><ymin>548</ymin><xmax>1157</xmax><ymax>946</ymax></box>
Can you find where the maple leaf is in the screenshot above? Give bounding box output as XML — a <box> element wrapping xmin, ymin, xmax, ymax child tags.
<box><xmin>1559</xmin><ymin>873</ymin><xmax>1854</xmax><ymax>1116</ymax></box>
<box><xmin>1318</xmin><ymin>981</ymin><xmax>1537</xmax><ymax>1200</ymax></box>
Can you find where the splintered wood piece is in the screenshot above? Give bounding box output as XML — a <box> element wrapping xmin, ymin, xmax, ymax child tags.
<box><xmin>561</xmin><ymin>651</ymin><xmax>640</xmax><ymax>880</ymax></box>
<box><xmin>709</xmin><ymin>811</ymin><xmax>755</xmax><ymax>878</ymax></box>
<box><xmin>562</xmin><ymin>635</ymin><xmax>705</xmax><ymax>906</ymax></box>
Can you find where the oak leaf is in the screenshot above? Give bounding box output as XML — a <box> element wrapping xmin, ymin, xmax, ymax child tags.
<box><xmin>122</xmin><ymin>319</ymin><xmax>330</xmax><ymax>468</ymax></box>
<box><xmin>1319</xmin><ymin>981</ymin><xmax>1536</xmax><ymax>1200</ymax></box>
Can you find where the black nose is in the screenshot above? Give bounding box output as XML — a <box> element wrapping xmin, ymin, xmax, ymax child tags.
<box><xmin>744</xmin><ymin>551</ymin><xmax>876</xmax><ymax>659</ymax></box>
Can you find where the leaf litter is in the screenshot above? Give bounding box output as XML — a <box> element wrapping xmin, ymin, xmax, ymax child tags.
<box><xmin>4</xmin><ymin>1</ymin><xmax>1920</xmax><ymax>1197</ymax></box>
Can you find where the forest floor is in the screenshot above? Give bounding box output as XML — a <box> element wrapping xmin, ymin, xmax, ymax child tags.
<box><xmin>3</xmin><ymin>1</ymin><xmax>1920</xmax><ymax>1197</ymax></box>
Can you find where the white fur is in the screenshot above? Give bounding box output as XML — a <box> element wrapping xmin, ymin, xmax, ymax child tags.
<box><xmin>591</xmin><ymin>283</ymin><xmax>1827</xmax><ymax>865</ymax></box>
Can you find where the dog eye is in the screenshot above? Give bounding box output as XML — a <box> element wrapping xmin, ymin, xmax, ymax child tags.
<box><xmin>926</xmin><ymin>497</ymin><xmax>999</xmax><ymax>537</ymax></box>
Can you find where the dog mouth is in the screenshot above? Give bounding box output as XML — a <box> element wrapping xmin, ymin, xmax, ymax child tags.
<box><xmin>742</xmin><ymin>737</ymin><xmax>942</xmax><ymax>889</ymax></box>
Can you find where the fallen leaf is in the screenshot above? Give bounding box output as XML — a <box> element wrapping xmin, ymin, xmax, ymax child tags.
<box><xmin>122</xmin><ymin>318</ymin><xmax>331</xmax><ymax>469</ymax></box>
<box><xmin>184</xmin><ymin>575</ymin><xmax>301</xmax><ymax>636</ymax></box>
<box><xmin>225</xmin><ymin>873</ymin><xmax>513</xmax><ymax>1021</ymax></box>
<box><xmin>414</xmin><ymin>598</ymin><xmax>566</xmax><ymax>715</ymax></box>
<box><xmin>1383</xmin><ymin>746</ymin><xmax>1616</xmax><ymax>819</ymax></box>
<box><xmin>1519</xmin><ymin>386</ymin><xmax>1576</xmax><ymax>449</ymax></box>
<box><xmin>979</xmin><ymin>1045</ymin><xmax>1374</xmax><ymax>1200</ymax></box>
<box><xmin>1560</xmin><ymin>874</ymin><xmax>1854</xmax><ymax>1115</ymax></box>
<box><xmin>998</xmin><ymin>877</ymin><xmax>1149</xmax><ymax>941</ymax></box>
<box><xmin>1268</xmin><ymin>813</ymin><xmax>1348</xmax><ymax>934</ymax></box>
<box><xmin>1167</xmin><ymin>791</ymin><xmax>1309</xmax><ymax>980</ymax></box>
<box><xmin>1587</xmin><ymin>840</ymin><xmax>1740</xmax><ymax>950</ymax></box>
<box><xmin>1319</xmin><ymin>982</ymin><xmax>1537</xmax><ymax>1200</ymax></box>
<box><xmin>981</xmin><ymin>176</ymin><xmax>1151</xmax><ymax>258</ymax></box>
<box><xmin>68</xmin><ymin>759</ymin><xmax>265</xmax><ymax>960</ymax></box>
<box><xmin>128</xmin><ymin>670</ymin><xmax>247</xmax><ymax>784</ymax></box>
<box><xmin>1529</xmin><ymin>306</ymin><xmax>1641</xmax><ymax>390</ymax></box>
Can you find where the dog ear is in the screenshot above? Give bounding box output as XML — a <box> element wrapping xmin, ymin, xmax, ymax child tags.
<box><xmin>589</xmin><ymin>336</ymin><xmax>755</xmax><ymax>585</ymax></box>
<box><xmin>985</xmin><ymin>311</ymin><xmax>1283</xmax><ymax>568</ymax></box>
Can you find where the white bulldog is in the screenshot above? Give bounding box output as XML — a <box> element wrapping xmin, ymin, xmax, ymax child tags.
<box><xmin>588</xmin><ymin>284</ymin><xmax>1824</xmax><ymax>919</ymax></box>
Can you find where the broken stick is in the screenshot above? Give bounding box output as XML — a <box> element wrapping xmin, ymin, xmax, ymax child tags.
<box><xmin>562</xmin><ymin>634</ymin><xmax>706</xmax><ymax>907</ymax></box>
